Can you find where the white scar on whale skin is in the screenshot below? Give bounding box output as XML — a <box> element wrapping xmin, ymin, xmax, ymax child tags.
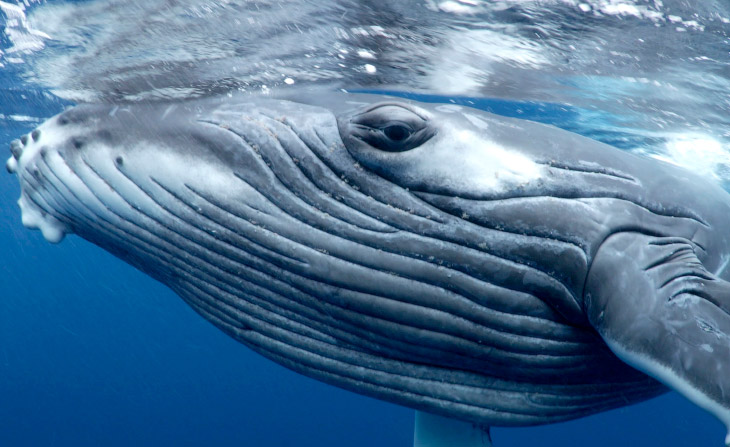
<box><xmin>408</xmin><ymin>104</ymin><xmax>545</xmax><ymax>192</ymax></box>
<box><xmin>81</xmin><ymin>142</ymin><xmax>260</xmax><ymax>218</ymax></box>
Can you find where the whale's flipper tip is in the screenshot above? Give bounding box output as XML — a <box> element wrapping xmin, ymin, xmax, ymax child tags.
<box><xmin>586</xmin><ymin>232</ymin><xmax>730</xmax><ymax>439</ymax></box>
<box><xmin>414</xmin><ymin>411</ymin><xmax>492</xmax><ymax>447</ymax></box>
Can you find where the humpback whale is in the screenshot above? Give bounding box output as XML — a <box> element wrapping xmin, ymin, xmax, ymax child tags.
<box><xmin>7</xmin><ymin>92</ymin><xmax>730</xmax><ymax>445</ymax></box>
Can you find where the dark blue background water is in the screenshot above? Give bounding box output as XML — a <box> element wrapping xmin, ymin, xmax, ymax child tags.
<box><xmin>1</xmin><ymin>72</ymin><xmax>726</xmax><ymax>447</ymax></box>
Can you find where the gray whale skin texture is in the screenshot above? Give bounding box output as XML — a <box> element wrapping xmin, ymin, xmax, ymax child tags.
<box><xmin>7</xmin><ymin>92</ymin><xmax>730</xmax><ymax>441</ymax></box>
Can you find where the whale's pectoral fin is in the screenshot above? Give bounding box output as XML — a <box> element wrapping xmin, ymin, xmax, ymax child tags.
<box><xmin>413</xmin><ymin>411</ymin><xmax>492</xmax><ymax>447</ymax></box>
<box><xmin>585</xmin><ymin>232</ymin><xmax>730</xmax><ymax>443</ymax></box>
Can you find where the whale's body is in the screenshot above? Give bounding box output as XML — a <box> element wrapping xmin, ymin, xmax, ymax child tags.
<box><xmin>8</xmin><ymin>92</ymin><xmax>730</xmax><ymax>443</ymax></box>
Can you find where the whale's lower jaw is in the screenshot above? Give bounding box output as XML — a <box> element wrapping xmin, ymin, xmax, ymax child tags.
<box><xmin>8</xmin><ymin>98</ymin><xmax>666</xmax><ymax>426</ymax></box>
<box><xmin>181</xmin><ymin>280</ymin><xmax>667</xmax><ymax>427</ymax></box>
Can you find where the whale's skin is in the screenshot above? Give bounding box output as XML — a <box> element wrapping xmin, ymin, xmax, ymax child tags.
<box><xmin>7</xmin><ymin>92</ymin><xmax>730</xmax><ymax>435</ymax></box>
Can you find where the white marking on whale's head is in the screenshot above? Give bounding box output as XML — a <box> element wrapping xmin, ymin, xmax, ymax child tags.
<box><xmin>422</xmin><ymin>126</ymin><xmax>544</xmax><ymax>193</ymax></box>
<box><xmin>415</xmin><ymin>103</ymin><xmax>546</xmax><ymax>193</ymax></box>
<box><xmin>8</xmin><ymin>105</ymin><xmax>272</xmax><ymax>246</ymax></box>
<box><xmin>462</xmin><ymin>112</ymin><xmax>490</xmax><ymax>130</ymax></box>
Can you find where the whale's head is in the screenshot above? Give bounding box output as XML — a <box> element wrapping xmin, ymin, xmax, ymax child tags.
<box><xmin>6</xmin><ymin>93</ymin><xmax>663</xmax><ymax>426</ymax></box>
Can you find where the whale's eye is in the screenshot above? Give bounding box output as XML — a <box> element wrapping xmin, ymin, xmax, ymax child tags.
<box><xmin>347</xmin><ymin>103</ymin><xmax>436</xmax><ymax>152</ymax></box>
<box><xmin>383</xmin><ymin>124</ymin><xmax>411</xmax><ymax>142</ymax></box>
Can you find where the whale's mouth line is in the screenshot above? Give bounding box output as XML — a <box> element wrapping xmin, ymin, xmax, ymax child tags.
<box><xmin>534</xmin><ymin>159</ymin><xmax>638</xmax><ymax>183</ymax></box>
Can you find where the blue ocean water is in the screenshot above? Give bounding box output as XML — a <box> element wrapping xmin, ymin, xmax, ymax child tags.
<box><xmin>1</xmin><ymin>1</ymin><xmax>729</xmax><ymax>446</ymax></box>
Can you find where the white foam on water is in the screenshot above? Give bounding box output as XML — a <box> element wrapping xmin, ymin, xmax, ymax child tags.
<box><xmin>563</xmin><ymin>0</ymin><xmax>666</xmax><ymax>21</ymax></box>
<box><xmin>0</xmin><ymin>0</ymin><xmax>50</xmax><ymax>60</ymax></box>
<box><xmin>357</xmin><ymin>49</ymin><xmax>375</xmax><ymax>59</ymax></box>
<box><xmin>0</xmin><ymin>113</ymin><xmax>42</xmax><ymax>122</ymax></box>
<box><xmin>648</xmin><ymin>134</ymin><xmax>730</xmax><ymax>183</ymax></box>
<box><xmin>428</xmin><ymin>0</ymin><xmax>668</xmax><ymax>22</ymax></box>
<box><xmin>435</xmin><ymin>1</ymin><xmax>479</xmax><ymax>15</ymax></box>
<box><xmin>426</xmin><ymin>28</ymin><xmax>550</xmax><ymax>94</ymax></box>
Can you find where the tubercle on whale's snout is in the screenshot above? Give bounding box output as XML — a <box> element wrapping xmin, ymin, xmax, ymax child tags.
<box><xmin>17</xmin><ymin>193</ymin><xmax>67</xmax><ymax>243</ymax></box>
<box><xmin>7</xmin><ymin>125</ymin><xmax>70</xmax><ymax>244</ymax></box>
<box><xmin>6</xmin><ymin>155</ymin><xmax>18</xmax><ymax>174</ymax></box>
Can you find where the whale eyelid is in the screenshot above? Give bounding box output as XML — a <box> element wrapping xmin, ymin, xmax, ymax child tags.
<box><xmin>350</xmin><ymin>104</ymin><xmax>430</xmax><ymax>133</ymax></box>
<box><xmin>353</xmin><ymin>101</ymin><xmax>432</xmax><ymax>121</ymax></box>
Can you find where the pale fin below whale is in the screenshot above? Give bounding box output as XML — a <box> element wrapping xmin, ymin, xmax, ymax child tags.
<box><xmin>414</xmin><ymin>411</ymin><xmax>492</xmax><ymax>447</ymax></box>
